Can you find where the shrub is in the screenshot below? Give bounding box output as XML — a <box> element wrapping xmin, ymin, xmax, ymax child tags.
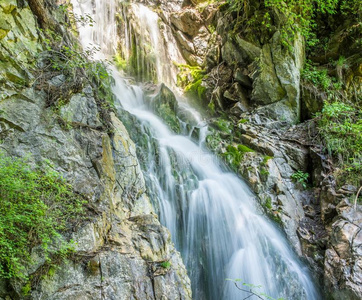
<box><xmin>302</xmin><ymin>62</ymin><xmax>332</xmax><ymax>91</ymax></box>
<box><xmin>317</xmin><ymin>101</ymin><xmax>362</xmax><ymax>186</ymax></box>
<box><xmin>0</xmin><ymin>154</ymin><xmax>86</xmax><ymax>279</ymax></box>
<box><xmin>223</xmin><ymin>0</ymin><xmax>361</xmax><ymax>47</ymax></box>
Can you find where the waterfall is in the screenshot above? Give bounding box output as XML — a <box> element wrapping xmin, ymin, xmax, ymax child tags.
<box><xmin>117</xmin><ymin>2</ymin><xmax>185</xmax><ymax>87</ymax></box>
<box><xmin>71</xmin><ymin>0</ymin><xmax>321</xmax><ymax>299</ymax></box>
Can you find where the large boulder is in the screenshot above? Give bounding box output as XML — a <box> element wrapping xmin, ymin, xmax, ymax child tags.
<box><xmin>170</xmin><ymin>8</ymin><xmax>203</xmax><ymax>37</ymax></box>
<box><xmin>252</xmin><ymin>31</ymin><xmax>305</xmax><ymax>124</ymax></box>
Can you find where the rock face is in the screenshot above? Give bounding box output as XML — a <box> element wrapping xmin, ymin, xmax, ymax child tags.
<box><xmin>144</xmin><ymin>83</ymin><xmax>181</xmax><ymax>133</ymax></box>
<box><xmin>320</xmin><ymin>183</ymin><xmax>362</xmax><ymax>300</ymax></box>
<box><xmin>205</xmin><ymin>114</ymin><xmax>362</xmax><ymax>299</ymax></box>
<box><xmin>0</xmin><ymin>1</ymin><xmax>191</xmax><ymax>299</ymax></box>
<box><xmin>149</xmin><ymin>0</ymin><xmax>305</xmax><ymax>125</ymax></box>
<box><xmin>251</xmin><ymin>31</ymin><xmax>304</xmax><ymax>124</ymax></box>
<box><xmin>125</xmin><ymin>1</ymin><xmax>361</xmax><ymax>298</ymax></box>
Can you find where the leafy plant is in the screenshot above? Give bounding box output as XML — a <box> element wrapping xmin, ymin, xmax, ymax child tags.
<box><xmin>0</xmin><ymin>154</ymin><xmax>86</xmax><ymax>280</ymax></box>
<box><xmin>226</xmin><ymin>279</ymin><xmax>285</xmax><ymax>300</ymax></box>
<box><xmin>291</xmin><ymin>171</ymin><xmax>309</xmax><ymax>188</ymax></box>
<box><xmin>317</xmin><ymin>101</ymin><xmax>362</xmax><ymax>187</ymax></box>
<box><xmin>222</xmin><ymin>0</ymin><xmax>361</xmax><ymax>48</ymax></box>
<box><xmin>160</xmin><ymin>261</ymin><xmax>171</xmax><ymax>268</ymax></box>
<box><xmin>222</xmin><ymin>144</ymin><xmax>254</xmax><ymax>172</ymax></box>
<box><xmin>301</xmin><ymin>62</ymin><xmax>332</xmax><ymax>91</ymax></box>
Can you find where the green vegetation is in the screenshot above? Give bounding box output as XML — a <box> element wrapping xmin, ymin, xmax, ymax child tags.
<box><xmin>36</xmin><ymin>28</ymin><xmax>115</xmax><ymax>132</ymax></box>
<box><xmin>177</xmin><ymin>64</ymin><xmax>207</xmax><ymax>106</ymax></box>
<box><xmin>226</xmin><ymin>279</ymin><xmax>285</xmax><ymax>300</ymax></box>
<box><xmin>214</xmin><ymin>118</ymin><xmax>232</xmax><ymax>133</ymax></box>
<box><xmin>223</xmin><ymin>0</ymin><xmax>361</xmax><ymax>48</ymax></box>
<box><xmin>302</xmin><ymin>62</ymin><xmax>333</xmax><ymax>92</ymax></box>
<box><xmin>160</xmin><ymin>261</ymin><xmax>171</xmax><ymax>268</ymax></box>
<box><xmin>317</xmin><ymin>101</ymin><xmax>362</xmax><ymax>187</ymax></box>
<box><xmin>264</xmin><ymin>197</ymin><xmax>272</xmax><ymax>210</ymax></box>
<box><xmin>262</xmin><ymin>155</ymin><xmax>273</xmax><ymax>165</ymax></box>
<box><xmin>157</xmin><ymin>103</ymin><xmax>181</xmax><ymax>133</ymax></box>
<box><xmin>223</xmin><ymin>144</ymin><xmax>254</xmax><ymax>172</ymax></box>
<box><xmin>0</xmin><ymin>154</ymin><xmax>86</xmax><ymax>280</ymax></box>
<box><xmin>113</xmin><ymin>53</ymin><xmax>127</xmax><ymax>71</ymax></box>
<box><xmin>44</xmin><ymin>36</ymin><xmax>114</xmax><ymax>103</ymax></box>
<box><xmin>291</xmin><ymin>170</ymin><xmax>309</xmax><ymax>189</ymax></box>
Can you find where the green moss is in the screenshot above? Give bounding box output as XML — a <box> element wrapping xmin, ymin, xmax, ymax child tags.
<box><xmin>271</xmin><ymin>212</ymin><xmax>283</xmax><ymax>225</ymax></box>
<box><xmin>157</xmin><ymin>104</ymin><xmax>180</xmax><ymax>133</ymax></box>
<box><xmin>237</xmin><ymin>144</ymin><xmax>254</xmax><ymax>153</ymax></box>
<box><xmin>113</xmin><ymin>53</ymin><xmax>127</xmax><ymax>71</ymax></box>
<box><xmin>260</xmin><ymin>167</ymin><xmax>270</xmax><ymax>176</ymax></box>
<box><xmin>262</xmin><ymin>155</ymin><xmax>273</xmax><ymax>165</ymax></box>
<box><xmin>208</xmin><ymin>101</ymin><xmax>216</xmax><ymax>115</ymax></box>
<box><xmin>21</xmin><ymin>281</ymin><xmax>31</xmax><ymax>296</ymax></box>
<box><xmin>264</xmin><ymin>197</ymin><xmax>272</xmax><ymax>210</ymax></box>
<box><xmin>177</xmin><ymin>64</ymin><xmax>207</xmax><ymax>106</ymax></box>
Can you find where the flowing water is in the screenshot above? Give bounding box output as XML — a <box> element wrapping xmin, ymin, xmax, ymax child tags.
<box><xmin>71</xmin><ymin>0</ymin><xmax>321</xmax><ymax>299</ymax></box>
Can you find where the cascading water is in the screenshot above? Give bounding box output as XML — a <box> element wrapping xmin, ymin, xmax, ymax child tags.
<box><xmin>71</xmin><ymin>0</ymin><xmax>321</xmax><ymax>299</ymax></box>
<box><xmin>118</xmin><ymin>2</ymin><xmax>185</xmax><ymax>87</ymax></box>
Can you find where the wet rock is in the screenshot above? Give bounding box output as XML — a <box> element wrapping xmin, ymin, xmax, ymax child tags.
<box><xmin>145</xmin><ymin>83</ymin><xmax>181</xmax><ymax>133</ymax></box>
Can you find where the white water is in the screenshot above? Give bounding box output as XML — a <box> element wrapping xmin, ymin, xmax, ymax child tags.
<box><xmin>71</xmin><ymin>0</ymin><xmax>321</xmax><ymax>299</ymax></box>
<box><xmin>119</xmin><ymin>3</ymin><xmax>185</xmax><ymax>88</ymax></box>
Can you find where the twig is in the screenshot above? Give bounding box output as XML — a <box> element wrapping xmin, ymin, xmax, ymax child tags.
<box><xmin>234</xmin><ymin>283</ymin><xmax>264</xmax><ymax>300</ymax></box>
<box><xmin>354</xmin><ymin>186</ymin><xmax>362</xmax><ymax>210</ymax></box>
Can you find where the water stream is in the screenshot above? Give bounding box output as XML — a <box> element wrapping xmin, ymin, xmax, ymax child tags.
<box><xmin>71</xmin><ymin>0</ymin><xmax>321</xmax><ymax>299</ymax></box>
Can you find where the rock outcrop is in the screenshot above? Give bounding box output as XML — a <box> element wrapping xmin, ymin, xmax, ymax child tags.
<box><xmin>0</xmin><ymin>1</ymin><xmax>191</xmax><ymax>299</ymax></box>
<box><xmin>121</xmin><ymin>1</ymin><xmax>361</xmax><ymax>298</ymax></box>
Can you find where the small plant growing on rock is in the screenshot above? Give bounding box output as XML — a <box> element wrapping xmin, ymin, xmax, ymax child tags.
<box><xmin>160</xmin><ymin>261</ymin><xmax>171</xmax><ymax>269</ymax></box>
<box><xmin>291</xmin><ymin>171</ymin><xmax>309</xmax><ymax>189</ymax></box>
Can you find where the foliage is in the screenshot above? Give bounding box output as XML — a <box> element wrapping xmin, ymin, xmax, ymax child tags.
<box><xmin>160</xmin><ymin>261</ymin><xmax>171</xmax><ymax>268</ymax></box>
<box><xmin>291</xmin><ymin>170</ymin><xmax>309</xmax><ymax>188</ymax></box>
<box><xmin>301</xmin><ymin>62</ymin><xmax>333</xmax><ymax>91</ymax></box>
<box><xmin>38</xmin><ymin>28</ymin><xmax>115</xmax><ymax>130</ymax></box>
<box><xmin>0</xmin><ymin>154</ymin><xmax>86</xmax><ymax>280</ymax></box>
<box><xmin>223</xmin><ymin>0</ymin><xmax>361</xmax><ymax>47</ymax></box>
<box><xmin>44</xmin><ymin>39</ymin><xmax>113</xmax><ymax>100</ymax></box>
<box><xmin>226</xmin><ymin>279</ymin><xmax>285</xmax><ymax>300</ymax></box>
<box><xmin>264</xmin><ymin>197</ymin><xmax>272</xmax><ymax>209</ymax></box>
<box><xmin>214</xmin><ymin>118</ymin><xmax>232</xmax><ymax>132</ymax></box>
<box><xmin>262</xmin><ymin>156</ymin><xmax>273</xmax><ymax>164</ymax></box>
<box><xmin>317</xmin><ymin>100</ymin><xmax>362</xmax><ymax>186</ymax></box>
<box><xmin>223</xmin><ymin>144</ymin><xmax>254</xmax><ymax>171</ymax></box>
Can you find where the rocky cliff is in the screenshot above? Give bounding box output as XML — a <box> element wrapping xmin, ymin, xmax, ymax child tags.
<box><xmin>113</xmin><ymin>0</ymin><xmax>361</xmax><ymax>299</ymax></box>
<box><xmin>0</xmin><ymin>1</ymin><xmax>191</xmax><ymax>299</ymax></box>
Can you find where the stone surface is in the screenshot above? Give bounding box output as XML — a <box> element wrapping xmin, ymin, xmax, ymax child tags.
<box><xmin>170</xmin><ymin>9</ymin><xmax>203</xmax><ymax>37</ymax></box>
<box><xmin>251</xmin><ymin>31</ymin><xmax>304</xmax><ymax>124</ymax></box>
<box><xmin>0</xmin><ymin>2</ymin><xmax>192</xmax><ymax>299</ymax></box>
